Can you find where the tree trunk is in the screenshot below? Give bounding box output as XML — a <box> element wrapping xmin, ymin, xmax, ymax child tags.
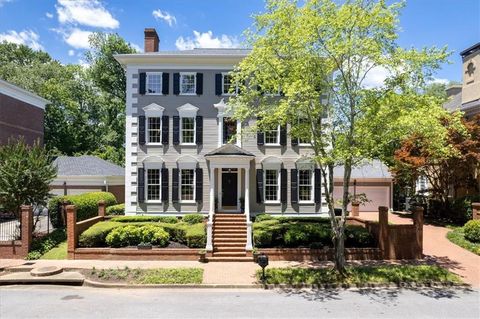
<box><xmin>333</xmin><ymin>227</ymin><xmax>347</xmax><ymax>276</ymax></box>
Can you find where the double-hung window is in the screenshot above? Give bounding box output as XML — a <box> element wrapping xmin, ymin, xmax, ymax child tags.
<box><xmin>181</xmin><ymin>117</ymin><xmax>195</xmax><ymax>144</ymax></box>
<box><xmin>264</xmin><ymin>169</ymin><xmax>280</xmax><ymax>202</ymax></box>
<box><xmin>222</xmin><ymin>73</ymin><xmax>238</xmax><ymax>95</ymax></box>
<box><xmin>147</xmin><ymin>117</ymin><xmax>162</xmax><ymax>144</ymax></box>
<box><xmin>146</xmin><ymin>72</ymin><xmax>162</xmax><ymax>95</ymax></box>
<box><xmin>146</xmin><ymin>169</ymin><xmax>161</xmax><ymax>202</ymax></box>
<box><xmin>180</xmin><ymin>169</ymin><xmax>195</xmax><ymax>202</ymax></box>
<box><xmin>265</xmin><ymin>126</ymin><xmax>280</xmax><ymax>145</ymax></box>
<box><xmin>180</xmin><ymin>72</ymin><xmax>196</xmax><ymax>95</ymax></box>
<box><xmin>298</xmin><ymin>169</ymin><xmax>313</xmax><ymax>202</ymax></box>
<box><xmin>298</xmin><ymin>118</ymin><xmax>312</xmax><ymax>145</ymax></box>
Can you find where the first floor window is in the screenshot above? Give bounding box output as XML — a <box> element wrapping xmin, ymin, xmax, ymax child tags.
<box><xmin>223</xmin><ymin>117</ymin><xmax>237</xmax><ymax>144</ymax></box>
<box><xmin>147</xmin><ymin>117</ymin><xmax>161</xmax><ymax>143</ymax></box>
<box><xmin>181</xmin><ymin>169</ymin><xmax>195</xmax><ymax>201</ymax></box>
<box><xmin>146</xmin><ymin>169</ymin><xmax>161</xmax><ymax>201</ymax></box>
<box><xmin>181</xmin><ymin>117</ymin><xmax>195</xmax><ymax>144</ymax></box>
<box><xmin>146</xmin><ymin>73</ymin><xmax>162</xmax><ymax>94</ymax></box>
<box><xmin>265</xmin><ymin>169</ymin><xmax>279</xmax><ymax>202</ymax></box>
<box><xmin>265</xmin><ymin>126</ymin><xmax>279</xmax><ymax>144</ymax></box>
<box><xmin>298</xmin><ymin>170</ymin><xmax>313</xmax><ymax>202</ymax></box>
<box><xmin>180</xmin><ymin>73</ymin><xmax>196</xmax><ymax>94</ymax></box>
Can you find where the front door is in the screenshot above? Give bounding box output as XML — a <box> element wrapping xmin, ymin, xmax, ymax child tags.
<box><xmin>222</xmin><ymin>171</ymin><xmax>238</xmax><ymax>207</ymax></box>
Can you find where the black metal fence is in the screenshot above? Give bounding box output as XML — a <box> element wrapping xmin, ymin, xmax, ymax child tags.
<box><xmin>0</xmin><ymin>215</ymin><xmax>21</xmax><ymax>241</ymax></box>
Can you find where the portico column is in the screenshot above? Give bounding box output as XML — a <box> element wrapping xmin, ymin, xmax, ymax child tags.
<box><xmin>245</xmin><ymin>165</ymin><xmax>253</xmax><ymax>251</ymax></box>
<box><xmin>218</xmin><ymin>116</ymin><xmax>223</xmax><ymax>147</ymax></box>
<box><xmin>206</xmin><ymin>167</ymin><xmax>215</xmax><ymax>251</ymax></box>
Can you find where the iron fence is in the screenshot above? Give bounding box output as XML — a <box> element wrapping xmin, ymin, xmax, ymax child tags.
<box><xmin>0</xmin><ymin>216</ymin><xmax>21</xmax><ymax>241</ymax></box>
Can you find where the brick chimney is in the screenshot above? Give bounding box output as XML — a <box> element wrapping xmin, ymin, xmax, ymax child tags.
<box><xmin>144</xmin><ymin>28</ymin><xmax>159</xmax><ymax>52</ymax></box>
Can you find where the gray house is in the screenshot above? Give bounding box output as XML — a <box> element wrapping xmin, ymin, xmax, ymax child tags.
<box><xmin>114</xmin><ymin>28</ymin><xmax>390</xmax><ymax>259</ymax></box>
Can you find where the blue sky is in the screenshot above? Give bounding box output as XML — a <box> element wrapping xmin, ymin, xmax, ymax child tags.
<box><xmin>0</xmin><ymin>0</ymin><xmax>479</xmax><ymax>82</ymax></box>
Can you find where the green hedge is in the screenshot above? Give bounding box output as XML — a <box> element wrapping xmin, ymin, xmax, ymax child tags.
<box><xmin>464</xmin><ymin>220</ymin><xmax>480</xmax><ymax>243</ymax></box>
<box><xmin>105</xmin><ymin>224</ymin><xmax>169</xmax><ymax>247</ymax></box>
<box><xmin>106</xmin><ymin>203</ymin><xmax>125</xmax><ymax>216</ymax></box>
<box><xmin>253</xmin><ymin>218</ymin><xmax>374</xmax><ymax>248</ymax></box>
<box><xmin>78</xmin><ymin>221</ymin><xmax>123</xmax><ymax>247</ymax></box>
<box><xmin>48</xmin><ymin>192</ymin><xmax>117</xmax><ymax>228</ymax></box>
<box><xmin>182</xmin><ymin>214</ymin><xmax>205</xmax><ymax>225</ymax></box>
<box><xmin>110</xmin><ymin>216</ymin><xmax>178</xmax><ymax>224</ymax></box>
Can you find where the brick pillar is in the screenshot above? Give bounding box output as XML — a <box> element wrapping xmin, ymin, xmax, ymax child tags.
<box><xmin>412</xmin><ymin>206</ymin><xmax>424</xmax><ymax>259</ymax></box>
<box><xmin>378</xmin><ymin>206</ymin><xmax>390</xmax><ymax>259</ymax></box>
<box><xmin>98</xmin><ymin>200</ymin><xmax>106</xmax><ymax>217</ymax></box>
<box><xmin>472</xmin><ymin>203</ymin><xmax>480</xmax><ymax>220</ymax></box>
<box><xmin>66</xmin><ymin>205</ymin><xmax>77</xmax><ymax>259</ymax></box>
<box><xmin>351</xmin><ymin>203</ymin><xmax>360</xmax><ymax>217</ymax></box>
<box><xmin>20</xmin><ymin>205</ymin><xmax>33</xmax><ymax>254</ymax></box>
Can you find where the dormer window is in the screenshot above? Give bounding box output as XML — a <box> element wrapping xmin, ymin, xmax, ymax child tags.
<box><xmin>180</xmin><ymin>72</ymin><xmax>196</xmax><ymax>95</ymax></box>
<box><xmin>146</xmin><ymin>72</ymin><xmax>162</xmax><ymax>95</ymax></box>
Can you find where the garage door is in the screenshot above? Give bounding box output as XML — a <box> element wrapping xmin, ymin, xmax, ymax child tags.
<box><xmin>333</xmin><ymin>186</ymin><xmax>390</xmax><ymax>212</ymax></box>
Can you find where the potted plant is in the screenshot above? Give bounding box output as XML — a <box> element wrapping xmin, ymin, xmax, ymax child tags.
<box><xmin>198</xmin><ymin>249</ymin><xmax>207</xmax><ymax>263</ymax></box>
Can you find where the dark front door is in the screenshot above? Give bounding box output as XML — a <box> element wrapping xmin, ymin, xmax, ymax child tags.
<box><xmin>222</xmin><ymin>172</ymin><xmax>238</xmax><ymax>207</ymax></box>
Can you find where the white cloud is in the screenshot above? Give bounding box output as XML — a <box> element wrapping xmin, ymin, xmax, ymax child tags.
<box><xmin>0</xmin><ymin>30</ymin><xmax>43</xmax><ymax>50</ymax></box>
<box><xmin>68</xmin><ymin>49</ymin><xmax>75</xmax><ymax>56</ymax></box>
<box><xmin>46</xmin><ymin>12</ymin><xmax>54</xmax><ymax>19</ymax></box>
<box><xmin>175</xmin><ymin>31</ymin><xmax>239</xmax><ymax>50</ymax></box>
<box><xmin>64</xmin><ymin>28</ymin><xmax>92</xmax><ymax>49</ymax></box>
<box><xmin>362</xmin><ymin>65</ymin><xmax>391</xmax><ymax>88</ymax></box>
<box><xmin>130</xmin><ymin>43</ymin><xmax>142</xmax><ymax>53</ymax></box>
<box><xmin>56</xmin><ymin>0</ymin><xmax>119</xmax><ymax>29</ymax></box>
<box><xmin>152</xmin><ymin>9</ymin><xmax>176</xmax><ymax>27</ymax></box>
<box><xmin>429</xmin><ymin>77</ymin><xmax>449</xmax><ymax>85</ymax></box>
<box><xmin>0</xmin><ymin>0</ymin><xmax>13</xmax><ymax>8</ymax></box>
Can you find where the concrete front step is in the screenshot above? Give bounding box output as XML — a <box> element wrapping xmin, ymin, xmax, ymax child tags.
<box><xmin>214</xmin><ymin>247</ymin><xmax>246</xmax><ymax>252</ymax></box>
<box><xmin>207</xmin><ymin>256</ymin><xmax>253</xmax><ymax>262</ymax></box>
<box><xmin>214</xmin><ymin>225</ymin><xmax>247</xmax><ymax>229</ymax></box>
<box><xmin>212</xmin><ymin>252</ymin><xmax>247</xmax><ymax>257</ymax></box>
<box><xmin>214</xmin><ymin>229</ymin><xmax>247</xmax><ymax>234</ymax></box>
<box><xmin>213</xmin><ymin>234</ymin><xmax>246</xmax><ymax>239</ymax></box>
<box><xmin>213</xmin><ymin>223</ymin><xmax>247</xmax><ymax>227</ymax></box>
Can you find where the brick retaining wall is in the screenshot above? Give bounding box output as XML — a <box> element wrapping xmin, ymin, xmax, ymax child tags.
<box><xmin>0</xmin><ymin>206</ymin><xmax>33</xmax><ymax>259</ymax></box>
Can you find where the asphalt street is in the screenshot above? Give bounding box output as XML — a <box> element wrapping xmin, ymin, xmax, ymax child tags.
<box><xmin>1</xmin><ymin>286</ymin><xmax>479</xmax><ymax>318</ymax></box>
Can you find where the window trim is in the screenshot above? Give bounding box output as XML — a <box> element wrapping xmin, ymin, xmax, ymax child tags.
<box><xmin>145</xmin><ymin>168</ymin><xmax>162</xmax><ymax>203</ymax></box>
<box><xmin>180</xmin><ymin>116</ymin><xmax>196</xmax><ymax>146</ymax></box>
<box><xmin>179</xmin><ymin>72</ymin><xmax>197</xmax><ymax>96</ymax></box>
<box><xmin>180</xmin><ymin>168</ymin><xmax>196</xmax><ymax>203</ymax></box>
<box><xmin>264</xmin><ymin>125</ymin><xmax>281</xmax><ymax>146</ymax></box>
<box><xmin>146</xmin><ymin>116</ymin><xmax>162</xmax><ymax>145</ymax></box>
<box><xmin>145</xmin><ymin>72</ymin><xmax>163</xmax><ymax>96</ymax></box>
<box><xmin>298</xmin><ymin>169</ymin><xmax>314</xmax><ymax>204</ymax></box>
<box><xmin>264</xmin><ymin>169</ymin><xmax>280</xmax><ymax>204</ymax></box>
<box><xmin>221</xmin><ymin>72</ymin><xmax>238</xmax><ymax>96</ymax></box>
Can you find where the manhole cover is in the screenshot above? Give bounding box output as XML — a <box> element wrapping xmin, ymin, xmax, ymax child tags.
<box><xmin>30</xmin><ymin>266</ymin><xmax>63</xmax><ymax>277</ymax></box>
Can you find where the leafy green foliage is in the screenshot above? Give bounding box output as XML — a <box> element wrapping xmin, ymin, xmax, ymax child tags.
<box><xmin>105</xmin><ymin>224</ymin><xmax>169</xmax><ymax>247</ymax></box>
<box><xmin>258</xmin><ymin>265</ymin><xmax>461</xmax><ymax>285</ymax></box>
<box><xmin>110</xmin><ymin>215</ymin><xmax>178</xmax><ymax>224</ymax></box>
<box><xmin>182</xmin><ymin>214</ymin><xmax>205</xmax><ymax>225</ymax></box>
<box><xmin>48</xmin><ymin>192</ymin><xmax>117</xmax><ymax>227</ymax></box>
<box><xmin>78</xmin><ymin>221</ymin><xmax>123</xmax><ymax>247</ymax></box>
<box><xmin>255</xmin><ymin>214</ymin><xmax>274</xmax><ymax>222</ymax></box>
<box><xmin>27</xmin><ymin>229</ymin><xmax>67</xmax><ymax>260</ymax></box>
<box><xmin>446</xmin><ymin>227</ymin><xmax>480</xmax><ymax>255</ymax></box>
<box><xmin>185</xmin><ymin>223</ymin><xmax>207</xmax><ymax>248</ymax></box>
<box><xmin>105</xmin><ymin>203</ymin><xmax>125</xmax><ymax>216</ymax></box>
<box><xmin>0</xmin><ymin>139</ymin><xmax>56</xmax><ymax>215</ymax></box>
<box><xmin>464</xmin><ymin>220</ymin><xmax>480</xmax><ymax>243</ymax></box>
<box><xmin>88</xmin><ymin>267</ymin><xmax>204</xmax><ymax>284</ymax></box>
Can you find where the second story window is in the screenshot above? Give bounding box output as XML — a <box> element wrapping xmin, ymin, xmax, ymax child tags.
<box><xmin>181</xmin><ymin>117</ymin><xmax>195</xmax><ymax>144</ymax></box>
<box><xmin>265</xmin><ymin>126</ymin><xmax>280</xmax><ymax>145</ymax></box>
<box><xmin>147</xmin><ymin>117</ymin><xmax>162</xmax><ymax>144</ymax></box>
<box><xmin>223</xmin><ymin>117</ymin><xmax>237</xmax><ymax>144</ymax></box>
<box><xmin>180</xmin><ymin>72</ymin><xmax>196</xmax><ymax>95</ymax></box>
<box><xmin>146</xmin><ymin>72</ymin><xmax>162</xmax><ymax>94</ymax></box>
<box><xmin>222</xmin><ymin>73</ymin><xmax>238</xmax><ymax>95</ymax></box>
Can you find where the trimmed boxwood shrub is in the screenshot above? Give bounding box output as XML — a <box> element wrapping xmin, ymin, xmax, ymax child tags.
<box><xmin>345</xmin><ymin>225</ymin><xmax>375</xmax><ymax>248</ymax></box>
<box><xmin>105</xmin><ymin>224</ymin><xmax>169</xmax><ymax>248</ymax></box>
<box><xmin>182</xmin><ymin>214</ymin><xmax>205</xmax><ymax>225</ymax></box>
<box><xmin>255</xmin><ymin>214</ymin><xmax>273</xmax><ymax>222</ymax></box>
<box><xmin>49</xmin><ymin>192</ymin><xmax>117</xmax><ymax>227</ymax></box>
<box><xmin>464</xmin><ymin>220</ymin><xmax>480</xmax><ymax>243</ymax></box>
<box><xmin>110</xmin><ymin>216</ymin><xmax>178</xmax><ymax>224</ymax></box>
<box><xmin>78</xmin><ymin>221</ymin><xmax>123</xmax><ymax>247</ymax></box>
<box><xmin>106</xmin><ymin>203</ymin><xmax>125</xmax><ymax>216</ymax></box>
<box><xmin>185</xmin><ymin>223</ymin><xmax>206</xmax><ymax>248</ymax></box>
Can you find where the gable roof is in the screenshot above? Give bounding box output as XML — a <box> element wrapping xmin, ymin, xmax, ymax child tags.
<box><xmin>0</xmin><ymin>78</ymin><xmax>50</xmax><ymax>109</ymax></box>
<box><xmin>53</xmin><ymin>156</ymin><xmax>124</xmax><ymax>177</ymax></box>
<box><xmin>205</xmin><ymin>144</ymin><xmax>254</xmax><ymax>157</ymax></box>
<box><xmin>333</xmin><ymin>160</ymin><xmax>392</xmax><ymax>179</ymax></box>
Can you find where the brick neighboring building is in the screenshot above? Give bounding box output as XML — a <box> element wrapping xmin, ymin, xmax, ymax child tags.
<box><xmin>0</xmin><ymin>79</ymin><xmax>49</xmax><ymax>146</ymax></box>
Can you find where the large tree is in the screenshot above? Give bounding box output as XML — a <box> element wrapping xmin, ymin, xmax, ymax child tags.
<box><xmin>230</xmin><ymin>0</ymin><xmax>456</xmax><ymax>275</ymax></box>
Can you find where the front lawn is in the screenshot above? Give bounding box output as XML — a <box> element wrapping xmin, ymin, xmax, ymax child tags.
<box><xmin>41</xmin><ymin>241</ymin><xmax>67</xmax><ymax>259</ymax></box>
<box><xmin>85</xmin><ymin>267</ymin><xmax>203</xmax><ymax>284</ymax></box>
<box><xmin>257</xmin><ymin>265</ymin><xmax>461</xmax><ymax>285</ymax></box>
<box><xmin>447</xmin><ymin>227</ymin><xmax>480</xmax><ymax>255</ymax></box>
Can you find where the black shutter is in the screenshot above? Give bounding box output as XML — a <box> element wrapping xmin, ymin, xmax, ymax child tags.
<box><xmin>173</xmin><ymin>116</ymin><xmax>180</xmax><ymax>145</ymax></box>
<box><xmin>173</xmin><ymin>73</ymin><xmax>180</xmax><ymax>95</ymax></box>
<box><xmin>172</xmin><ymin>168</ymin><xmax>179</xmax><ymax>202</ymax></box>
<box><xmin>256</xmin><ymin>169</ymin><xmax>264</xmax><ymax>203</ymax></box>
<box><xmin>139</xmin><ymin>116</ymin><xmax>146</xmax><ymax>145</ymax></box>
<box><xmin>161</xmin><ymin>168</ymin><xmax>169</xmax><ymax>202</ymax></box>
<box><xmin>138</xmin><ymin>167</ymin><xmax>145</xmax><ymax>203</ymax></box>
<box><xmin>162</xmin><ymin>73</ymin><xmax>169</xmax><ymax>95</ymax></box>
<box><xmin>281</xmin><ymin>169</ymin><xmax>287</xmax><ymax>204</ymax></box>
<box><xmin>280</xmin><ymin>125</ymin><xmax>287</xmax><ymax>146</ymax></box>
<box><xmin>196</xmin><ymin>73</ymin><xmax>203</xmax><ymax>95</ymax></box>
<box><xmin>215</xmin><ymin>73</ymin><xmax>222</xmax><ymax>95</ymax></box>
<box><xmin>161</xmin><ymin>116</ymin><xmax>169</xmax><ymax>145</ymax></box>
<box><xmin>291</xmin><ymin>169</ymin><xmax>298</xmax><ymax>204</ymax></box>
<box><xmin>196</xmin><ymin>168</ymin><xmax>203</xmax><ymax>202</ymax></box>
<box><xmin>139</xmin><ymin>72</ymin><xmax>146</xmax><ymax>95</ymax></box>
<box><xmin>257</xmin><ymin>131</ymin><xmax>264</xmax><ymax>146</ymax></box>
<box><xmin>314</xmin><ymin>169</ymin><xmax>321</xmax><ymax>203</ymax></box>
<box><xmin>291</xmin><ymin>137</ymin><xmax>299</xmax><ymax>147</ymax></box>
<box><xmin>195</xmin><ymin>116</ymin><xmax>203</xmax><ymax>145</ymax></box>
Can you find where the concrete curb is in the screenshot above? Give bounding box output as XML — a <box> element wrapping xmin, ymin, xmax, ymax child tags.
<box><xmin>83</xmin><ymin>279</ymin><xmax>261</xmax><ymax>289</ymax></box>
